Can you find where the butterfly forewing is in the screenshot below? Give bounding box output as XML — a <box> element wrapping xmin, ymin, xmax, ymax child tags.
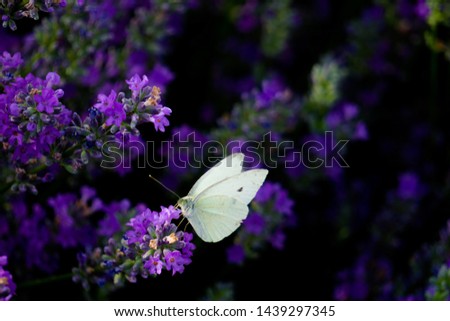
<box><xmin>195</xmin><ymin>169</ymin><xmax>268</xmax><ymax>205</ymax></box>
<box><xmin>187</xmin><ymin>153</ymin><xmax>244</xmax><ymax>197</ymax></box>
<box><xmin>187</xmin><ymin>195</ymin><xmax>249</xmax><ymax>242</ymax></box>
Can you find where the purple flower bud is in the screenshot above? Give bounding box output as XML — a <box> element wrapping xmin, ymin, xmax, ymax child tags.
<box><xmin>8</xmin><ymin>103</ymin><xmax>20</xmax><ymax>116</ymax></box>
<box><xmin>45</xmin><ymin>72</ymin><xmax>61</xmax><ymax>87</ymax></box>
<box><xmin>26</xmin><ymin>121</ymin><xmax>36</xmax><ymax>131</ymax></box>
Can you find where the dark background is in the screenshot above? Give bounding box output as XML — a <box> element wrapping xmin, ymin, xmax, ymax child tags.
<box><xmin>8</xmin><ymin>0</ymin><xmax>450</xmax><ymax>300</ymax></box>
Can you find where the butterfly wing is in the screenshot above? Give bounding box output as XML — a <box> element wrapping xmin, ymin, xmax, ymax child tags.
<box><xmin>187</xmin><ymin>195</ymin><xmax>249</xmax><ymax>242</ymax></box>
<box><xmin>187</xmin><ymin>153</ymin><xmax>244</xmax><ymax>197</ymax></box>
<box><xmin>195</xmin><ymin>169</ymin><xmax>268</xmax><ymax>205</ymax></box>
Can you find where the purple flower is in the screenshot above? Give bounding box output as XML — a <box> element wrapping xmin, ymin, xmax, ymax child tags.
<box><xmin>98</xmin><ymin>213</ymin><xmax>121</xmax><ymax>237</ymax></box>
<box><xmin>47</xmin><ymin>192</ymin><xmax>97</xmax><ymax>248</ymax></box>
<box><xmin>0</xmin><ymin>52</ymin><xmax>23</xmax><ymax>70</ymax></box>
<box><xmin>270</xmin><ymin>230</ymin><xmax>286</xmax><ymax>250</ymax></box>
<box><xmin>274</xmin><ymin>188</ymin><xmax>294</xmax><ymax>216</ymax></box>
<box><xmin>144</xmin><ymin>254</ymin><xmax>164</xmax><ymax>275</ymax></box>
<box><xmin>150</xmin><ymin>107</ymin><xmax>171</xmax><ymax>132</ymax></box>
<box><xmin>354</xmin><ymin>122</ymin><xmax>368</xmax><ymax>140</ymax></box>
<box><xmin>254</xmin><ymin>182</ymin><xmax>274</xmax><ymax>203</ymax></box>
<box><xmin>334</xmin><ymin>254</ymin><xmax>393</xmax><ymax>300</ymax></box>
<box><xmin>415</xmin><ymin>0</ymin><xmax>430</xmax><ymax>20</ymax></box>
<box><xmin>227</xmin><ymin>245</ymin><xmax>245</xmax><ymax>264</ymax></box>
<box><xmin>45</xmin><ymin>72</ymin><xmax>61</xmax><ymax>88</ymax></box>
<box><xmin>236</xmin><ymin>0</ymin><xmax>258</xmax><ymax>33</ymax></box>
<box><xmin>397</xmin><ymin>172</ymin><xmax>420</xmax><ymax>200</ymax></box>
<box><xmin>35</xmin><ymin>88</ymin><xmax>60</xmax><ymax>113</ymax></box>
<box><xmin>15</xmin><ymin>203</ymin><xmax>55</xmax><ymax>271</ymax></box>
<box><xmin>325</xmin><ymin>103</ymin><xmax>368</xmax><ymax>140</ymax></box>
<box><xmin>94</xmin><ymin>90</ymin><xmax>120</xmax><ymax>113</ymax></box>
<box><xmin>159</xmin><ymin>205</ymin><xmax>181</xmax><ymax>224</ymax></box>
<box><xmin>26</xmin><ymin>121</ymin><xmax>36</xmax><ymax>131</ymax></box>
<box><xmin>1</xmin><ymin>67</ymin><xmax>171</xmax><ymax>189</ymax></box>
<box><xmin>326</xmin><ymin>111</ymin><xmax>341</xmax><ymax>128</ymax></box>
<box><xmin>126</xmin><ymin>74</ymin><xmax>149</xmax><ymax>98</ymax></box>
<box><xmin>255</xmin><ymin>78</ymin><xmax>286</xmax><ymax>109</ymax></box>
<box><xmin>255</xmin><ymin>182</ymin><xmax>294</xmax><ymax>216</ymax></box>
<box><xmin>148</xmin><ymin>64</ymin><xmax>174</xmax><ymax>91</ymax></box>
<box><xmin>181</xmin><ymin>232</ymin><xmax>196</xmax><ymax>257</ymax></box>
<box><xmin>37</xmin><ymin>126</ymin><xmax>62</xmax><ymax>151</ymax></box>
<box><xmin>48</xmin><ymin>194</ymin><xmax>77</xmax><ymax>228</ymax></box>
<box><xmin>126</xmin><ymin>51</ymin><xmax>149</xmax><ymax>78</ymax></box>
<box><xmin>124</xmin><ymin>206</ymin><xmax>194</xmax><ymax>277</ymax></box>
<box><xmin>7</xmin><ymin>128</ymin><xmax>23</xmax><ymax>147</ymax></box>
<box><xmin>76</xmin><ymin>204</ymin><xmax>193</xmax><ymax>288</ymax></box>
<box><xmin>343</xmin><ymin>103</ymin><xmax>359</xmax><ymax>120</ymax></box>
<box><xmin>244</xmin><ymin>213</ymin><xmax>266</xmax><ymax>234</ymax></box>
<box><xmin>8</xmin><ymin>103</ymin><xmax>20</xmax><ymax>116</ymax></box>
<box><xmin>0</xmin><ymin>256</ymin><xmax>16</xmax><ymax>301</ymax></box>
<box><xmin>125</xmin><ymin>208</ymin><xmax>158</xmax><ymax>244</ymax></box>
<box><xmin>326</xmin><ymin>103</ymin><xmax>359</xmax><ymax>128</ymax></box>
<box><xmin>92</xmin><ymin>80</ymin><xmax>174</xmax><ymax>134</ymax></box>
<box><xmin>93</xmin><ymin>90</ymin><xmax>126</xmax><ymax>127</ymax></box>
<box><xmin>104</xmin><ymin>102</ymin><xmax>126</xmax><ymax>127</ymax></box>
<box><xmin>0</xmin><ymin>68</ymin><xmax>72</xmax><ymax>175</ymax></box>
<box><xmin>80</xmin><ymin>186</ymin><xmax>104</xmax><ymax>211</ymax></box>
<box><xmin>126</xmin><ymin>206</ymin><xmax>180</xmax><ymax>243</ymax></box>
<box><xmin>11</xmin><ymin>144</ymin><xmax>36</xmax><ymax>165</ymax></box>
<box><xmin>164</xmin><ymin>250</ymin><xmax>189</xmax><ymax>275</ymax></box>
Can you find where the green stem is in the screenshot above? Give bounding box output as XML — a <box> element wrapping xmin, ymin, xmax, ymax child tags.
<box><xmin>18</xmin><ymin>273</ymin><xmax>73</xmax><ymax>289</ymax></box>
<box><xmin>62</xmin><ymin>143</ymin><xmax>81</xmax><ymax>159</ymax></box>
<box><xmin>29</xmin><ymin>162</ymin><xmax>48</xmax><ymax>174</ymax></box>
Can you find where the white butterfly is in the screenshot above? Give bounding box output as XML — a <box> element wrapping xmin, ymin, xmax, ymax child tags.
<box><xmin>177</xmin><ymin>153</ymin><xmax>268</xmax><ymax>243</ymax></box>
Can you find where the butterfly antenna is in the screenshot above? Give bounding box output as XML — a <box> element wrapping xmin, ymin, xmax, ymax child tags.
<box><xmin>149</xmin><ymin>174</ymin><xmax>181</xmax><ymax>199</ymax></box>
<box><xmin>184</xmin><ymin>220</ymin><xmax>191</xmax><ymax>232</ymax></box>
<box><xmin>177</xmin><ymin>216</ymin><xmax>186</xmax><ymax>229</ymax></box>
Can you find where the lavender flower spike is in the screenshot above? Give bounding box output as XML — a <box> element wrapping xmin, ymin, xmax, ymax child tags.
<box><xmin>0</xmin><ymin>256</ymin><xmax>16</xmax><ymax>301</ymax></box>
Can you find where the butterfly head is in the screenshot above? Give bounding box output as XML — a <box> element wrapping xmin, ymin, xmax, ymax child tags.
<box><xmin>176</xmin><ymin>196</ymin><xmax>194</xmax><ymax>217</ymax></box>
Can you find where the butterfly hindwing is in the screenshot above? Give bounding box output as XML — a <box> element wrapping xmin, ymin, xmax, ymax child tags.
<box><xmin>187</xmin><ymin>195</ymin><xmax>249</xmax><ymax>242</ymax></box>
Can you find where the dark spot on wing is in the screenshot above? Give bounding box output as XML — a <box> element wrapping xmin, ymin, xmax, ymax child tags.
<box><xmin>237</xmin><ymin>187</ymin><xmax>243</xmax><ymax>192</ymax></box>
